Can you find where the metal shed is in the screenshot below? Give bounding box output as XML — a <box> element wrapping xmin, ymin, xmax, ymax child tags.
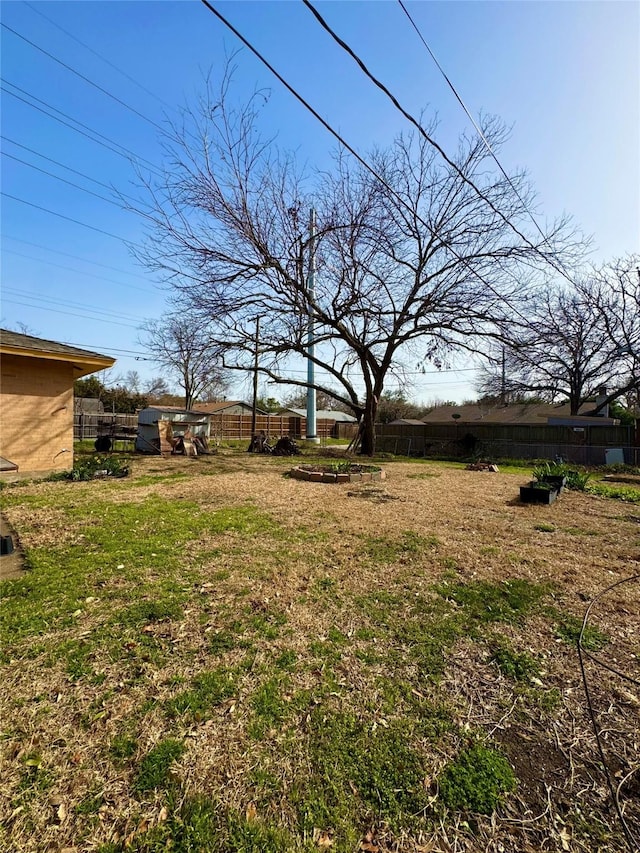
<box><xmin>136</xmin><ymin>406</ymin><xmax>213</xmax><ymax>453</ymax></box>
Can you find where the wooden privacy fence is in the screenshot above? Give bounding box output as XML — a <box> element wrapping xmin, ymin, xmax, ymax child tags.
<box><xmin>75</xmin><ymin>412</ymin><xmax>358</xmax><ymax>443</ymax></box>
<box><xmin>74</xmin><ymin>413</ymin><xmax>137</xmax><ymax>441</ymax></box>
<box><xmin>207</xmin><ymin>414</ymin><xmax>358</xmax><ymax>442</ymax></box>
<box><xmin>377</xmin><ymin>422</ymin><xmax>638</xmax><ymax>466</ymax></box>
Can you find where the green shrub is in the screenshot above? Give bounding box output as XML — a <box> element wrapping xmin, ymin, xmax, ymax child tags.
<box><xmin>49</xmin><ymin>454</ymin><xmax>129</xmax><ymax>481</ymax></box>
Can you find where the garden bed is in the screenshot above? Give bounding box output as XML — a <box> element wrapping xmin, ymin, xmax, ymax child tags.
<box><xmin>289</xmin><ymin>463</ymin><xmax>384</xmax><ymax>483</ymax></box>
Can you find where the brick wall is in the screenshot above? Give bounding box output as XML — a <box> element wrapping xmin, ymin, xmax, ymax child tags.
<box><xmin>0</xmin><ymin>355</ymin><xmax>75</xmax><ymax>474</ymax></box>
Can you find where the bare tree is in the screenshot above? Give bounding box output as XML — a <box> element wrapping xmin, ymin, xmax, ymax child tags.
<box><xmin>591</xmin><ymin>256</ymin><xmax>640</xmax><ymax>413</ymax></box>
<box><xmin>134</xmin><ymin>71</ymin><xmax>581</xmax><ymax>453</ymax></box>
<box><xmin>143</xmin><ymin>376</ymin><xmax>171</xmax><ymax>399</ymax></box>
<box><xmin>139</xmin><ymin>313</ymin><xmax>228</xmax><ymax>410</ymax></box>
<box><xmin>477</xmin><ymin>257</ymin><xmax>640</xmax><ymax>414</ymax></box>
<box><xmin>125</xmin><ymin>370</ymin><xmax>141</xmax><ymax>393</ymax></box>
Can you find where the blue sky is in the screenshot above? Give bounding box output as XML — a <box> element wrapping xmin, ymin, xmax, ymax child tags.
<box><xmin>2</xmin><ymin>0</ymin><xmax>638</xmax><ymax>405</ymax></box>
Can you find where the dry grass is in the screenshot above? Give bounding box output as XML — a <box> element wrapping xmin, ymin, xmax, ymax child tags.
<box><xmin>0</xmin><ymin>451</ymin><xmax>638</xmax><ymax>852</ymax></box>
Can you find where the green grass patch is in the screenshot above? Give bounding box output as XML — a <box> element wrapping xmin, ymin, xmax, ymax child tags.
<box><xmin>133</xmin><ymin>739</ymin><xmax>185</xmax><ymax>793</ymax></box>
<box><xmin>488</xmin><ymin>641</ymin><xmax>540</xmax><ymax>682</ymax></box>
<box><xmin>438</xmin><ymin>743</ymin><xmax>516</xmax><ymax>814</ymax></box>
<box><xmin>0</xmin><ymin>497</ymin><xmax>274</xmax><ymax>648</ymax></box>
<box><xmin>364</xmin><ymin>530</ymin><xmax>438</xmax><ymax>564</ymax></box>
<box><xmin>102</xmin><ymin>794</ymin><xmax>297</xmax><ymax>853</ymax></box>
<box><xmin>436</xmin><ymin>578</ymin><xmax>548</xmax><ymax>624</ymax></box>
<box><xmin>563</xmin><ymin>527</ymin><xmax>601</xmax><ymax>536</ymax></box>
<box><xmin>166</xmin><ymin>668</ymin><xmax>238</xmax><ymax>720</ymax></box>
<box><xmin>294</xmin><ymin>709</ymin><xmax>429</xmax><ymax>841</ymax></box>
<box><xmin>114</xmin><ymin>597</ymin><xmax>184</xmax><ymax>627</ymax></box>
<box><xmin>109</xmin><ymin>733</ymin><xmax>138</xmax><ymax>763</ymax></box>
<box><xmin>554</xmin><ymin>615</ymin><xmax>609</xmax><ymax>651</ymax></box>
<box><xmin>249</xmin><ymin>677</ymin><xmax>289</xmax><ymax>736</ymax></box>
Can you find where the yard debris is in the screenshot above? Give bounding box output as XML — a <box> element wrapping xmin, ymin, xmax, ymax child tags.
<box><xmin>247</xmin><ymin>433</ymin><xmax>300</xmax><ymax>455</ymax></box>
<box><xmin>466</xmin><ymin>461</ymin><xmax>499</xmax><ymax>472</ymax></box>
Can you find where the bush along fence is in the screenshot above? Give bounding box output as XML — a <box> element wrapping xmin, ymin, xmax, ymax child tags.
<box><xmin>376</xmin><ymin>422</ymin><xmax>638</xmax><ymax>466</ymax></box>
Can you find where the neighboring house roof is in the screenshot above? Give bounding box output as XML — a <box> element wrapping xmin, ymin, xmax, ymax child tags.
<box><xmin>0</xmin><ymin>328</ymin><xmax>114</xmax><ymax>377</ymax></box>
<box><xmin>193</xmin><ymin>401</ymin><xmax>269</xmax><ymax>414</ymax></box>
<box><xmin>421</xmin><ymin>401</ymin><xmax>618</xmax><ymax>425</ymax></box>
<box><xmin>139</xmin><ymin>406</ymin><xmax>209</xmax><ymax>416</ymax></box>
<box><xmin>387</xmin><ymin>418</ymin><xmax>428</xmax><ymax>426</ymax></box>
<box><xmin>284</xmin><ymin>408</ymin><xmax>357</xmax><ymax>422</ymax></box>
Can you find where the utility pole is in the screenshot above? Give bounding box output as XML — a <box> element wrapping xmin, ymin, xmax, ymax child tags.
<box><xmin>251</xmin><ymin>316</ymin><xmax>260</xmax><ymax>439</ymax></box>
<box><xmin>306</xmin><ymin>207</ymin><xmax>319</xmax><ymax>444</ymax></box>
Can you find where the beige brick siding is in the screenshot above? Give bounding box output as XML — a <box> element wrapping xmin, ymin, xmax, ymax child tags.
<box><xmin>0</xmin><ymin>355</ymin><xmax>75</xmax><ymax>474</ymax></box>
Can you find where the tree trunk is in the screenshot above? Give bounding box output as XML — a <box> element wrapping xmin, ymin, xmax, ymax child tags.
<box><xmin>359</xmin><ymin>395</ymin><xmax>379</xmax><ymax>456</ymax></box>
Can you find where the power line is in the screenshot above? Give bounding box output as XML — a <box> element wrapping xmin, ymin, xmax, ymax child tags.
<box><xmin>3</xmin><ymin>249</ymin><xmax>160</xmax><ymax>295</ymax></box>
<box><xmin>1</xmin><ymin>192</ymin><xmax>127</xmax><ymax>241</ymax></box>
<box><xmin>3</xmin><ymin>150</ymin><xmax>126</xmax><ymax>208</ymax></box>
<box><xmin>1</xmin><ymin>298</ymin><xmax>141</xmax><ymax>330</ymax></box>
<box><xmin>304</xmin><ymin>1</ymin><xmax>583</xmax><ymax>297</ymax></box>
<box><xmin>69</xmin><ymin>343</ymin><xmax>153</xmax><ymax>359</ymax></box>
<box><xmin>23</xmin><ymin>0</ymin><xmax>175</xmax><ymax>113</ymax></box>
<box><xmin>2</xmin><ymin>135</ymin><xmax>136</xmax><ymax>196</ymax></box>
<box><xmin>397</xmin><ymin>0</ymin><xmax>551</xmax><ymax>248</ymax></box>
<box><xmin>3</xmin><ymin>286</ymin><xmax>148</xmax><ymax>325</ymax></box>
<box><xmin>303</xmin><ymin>1</ymin><xmax>550</xmax><ymax>259</ymax></box>
<box><xmin>2</xmin><ymin>235</ymin><xmax>143</xmax><ymax>277</ymax></box>
<box><xmin>198</xmin><ymin>0</ymin><xmax>532</xmax><ymax>327</ymax></box>
<box><xmin>2</xmin><ymin>81</ymin><xmax>163</xmax><ymax>175</ymax></box>
<box><xmin>1</xmin><ymin>22</ymin><xmax>164</xmax><ymax>131</ymax></box>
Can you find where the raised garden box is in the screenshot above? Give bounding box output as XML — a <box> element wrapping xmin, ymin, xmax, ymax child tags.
<box><xmin>539</xmin><ymin>475</ymin><xmax>567</xmax><ymax>493</ymax></box>
<box><xmin>520</xmin><ymin>482</ymin><xmax>559</xmax><ymax>505</ymax></box>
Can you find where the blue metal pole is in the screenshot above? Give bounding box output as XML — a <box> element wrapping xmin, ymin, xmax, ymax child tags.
<box><xmin>306</xmin><ymin>206</ymin><xmax>319</xmax><ymax>443</ymax></box>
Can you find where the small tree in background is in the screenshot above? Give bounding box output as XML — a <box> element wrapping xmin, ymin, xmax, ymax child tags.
<box><xmin>140</xmin><ymin>313</ymin><xmax>229</xmax><ymax>410</ymax></box>
<box><xmin>477</xmin><ymin>257</ymin><xmax>640</xmax><ymax>414</ymax></box>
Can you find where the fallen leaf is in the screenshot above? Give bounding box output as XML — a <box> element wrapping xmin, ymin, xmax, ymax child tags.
<box><xmin>157</xmin><ymin>806</ymin><xmax>169</xmax><ymax>823</ymax></box>
<box><xmin>57</xmin><ymin>802</ymin><xmax>68</xmax><ymax>822</ymax></box>
<box><xmin>312</xmin><ymin>829</ymin><xmax>333</xmax><ymax>848</ymax></box>
<box><xmin>559</xmin><ymin>826</ymin><xmax>571</xmax><ymax>851</ymax></box>
<box><xmin>245</xmin><ymin>802</ymin><xmax>257</xmax><ymax>822</ymax></box>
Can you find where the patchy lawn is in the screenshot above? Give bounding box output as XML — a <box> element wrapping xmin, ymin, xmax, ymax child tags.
<box><xmin>0</xmin><ymin>452</ymin><xmax>638</xmax><ymax>852</ymax></box>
